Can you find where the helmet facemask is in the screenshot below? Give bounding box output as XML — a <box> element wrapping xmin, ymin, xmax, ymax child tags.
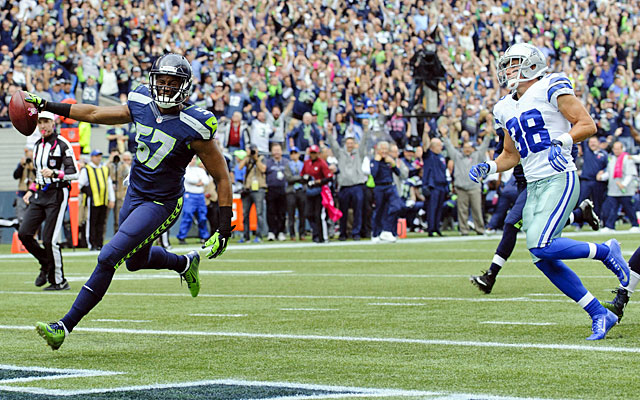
<box><xmin>149</xmin><ymin>71</ymin><xmax>192</xmax><ymax>109</ymax></box>
<box><xmin>497</xmin><ymin>45</ymin><xmax>548</xmax><ymax>91</ymax></box>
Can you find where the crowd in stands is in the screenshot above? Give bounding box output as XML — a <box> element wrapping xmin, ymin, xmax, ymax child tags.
<box><xmin>5</xmin><ymin>0</ymin><xmax>640</xmax><ymax>244</ymax></box>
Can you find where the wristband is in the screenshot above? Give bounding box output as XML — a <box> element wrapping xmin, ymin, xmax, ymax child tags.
<box><xmin>556</xmin><ymin>133</ymin><xmax>573</xmax><ymax>147</ymax></box>
<box><xmin>218</xmin><ymin>206</ymin><xmax>232</xmax><ymax>236</ymax></box>
<box><xmin>28</xmin><ymin>182</ymin><xmax>37</xmax><ymax>192</ymax></box>
<box><xmin>487</xmin><ymin>160</ymin><xmax>498</xmax><ymax>175</ymax></box>
<box><xmin>44</xmin><ymin>102</ymin><xmax>72</xmax><ymax>118</ymax></box>
<box><xmin>57</xmin><ymin>170</ymin><xmax>65</xmax><ymax>179</ymax></box>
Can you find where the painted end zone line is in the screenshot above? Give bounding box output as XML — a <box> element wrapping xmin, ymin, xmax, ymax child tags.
<box><xmin>0</xmin><ymin>364</ymin><xmax>121</xmax><ymax>384</ymax></box>
<box><xmin>0</xmin><ymin>377</ymin><xmax>574</xmax><ymax>400</ymax></box>
<box><xmin>1</xmin><ymin>325</ymin><xmax>637</xmax><ymax>354</ymax></box>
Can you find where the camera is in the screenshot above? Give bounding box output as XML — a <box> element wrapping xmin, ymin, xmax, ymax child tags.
<box><xmin>25</xmin><ymin>157</ymin><xmax>32</xmax><ymax>164</ymax></box>
<box><xmin>113</xmin><ymin>154</ymin><xmax>120</xmax><ymax>163</ymax></box>
<box><xmin>249</xmin><ymin>144</ymin><xmax>258</xmax><ymax>156</ymax></box>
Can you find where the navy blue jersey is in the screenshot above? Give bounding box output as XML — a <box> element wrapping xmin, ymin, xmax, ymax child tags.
<box><xmin>127</xmin><ymin>86</ymin><xmax>218</xmax><ymax>200</ymax></box>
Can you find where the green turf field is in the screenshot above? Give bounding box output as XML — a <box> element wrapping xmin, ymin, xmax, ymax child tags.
<box><xmin>1</xmin><ymin>231</ymin><xmax>639</xmax><ymax>400</ymax></box>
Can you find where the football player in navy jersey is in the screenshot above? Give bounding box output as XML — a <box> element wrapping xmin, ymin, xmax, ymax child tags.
<box><xmin>26</xmin><ymin>53</ymin><xmax>233</xmax><ymax>350</ymax></box>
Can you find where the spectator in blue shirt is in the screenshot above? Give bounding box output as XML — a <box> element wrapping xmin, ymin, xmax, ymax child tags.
<box><xmin>370</xmin><ymin>141</ymin><xmax>403</xmax><ymax>243</ymax></box>
<box><xmin>287</xmin><ymin>112</ymin><xmax>323</xmax><ymax>153</ymax></box>
<box><xmin>422</xmin><ymin>132</ymin><xmax>448</xmax><ymax>237</ymax></box>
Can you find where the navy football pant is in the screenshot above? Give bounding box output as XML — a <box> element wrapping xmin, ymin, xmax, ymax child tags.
<box><xmin>61</xmin><ymin>191</ymin><xmax>185</xmax><ymax>332</ymax></box>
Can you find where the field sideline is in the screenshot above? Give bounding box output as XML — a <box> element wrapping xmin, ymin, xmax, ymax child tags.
<box><xmin>0</xmin><ymin>231</ymin><xmax>639</xmax><ymax>400</ymax></box>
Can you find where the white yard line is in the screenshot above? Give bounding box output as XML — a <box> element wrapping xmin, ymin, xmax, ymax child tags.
<box><xmin>0</xmin><ymin>229</ymin><xmax>636</xmax><ymax>259</ymax></box>
<box><xmin>0</xmin><ymin>290</ymin><xmax>583</xmax><ymax>303</ymax></box>
<box><xmin>480</xmin><ymin>321</ymin><xmax>557</xmax><ymax>326</ymax></box>
<box><xmin>280</xmin><ymin>308</ymin><xmax>339</xmax><ymax>311</ymax></box>
<box><xmin>189</xmin><ymin>313</ymin><xmax>248</xmax><ymax>317</ymax></box>
<box><xmin>0</xmin><ymin>325</ymin><xmax>637</xmax><ymax>354</ymax></box>
<box><xmin>91</xmin><ymin>319</ymin><xmax>151</xmax><ymax>323</ymax></box>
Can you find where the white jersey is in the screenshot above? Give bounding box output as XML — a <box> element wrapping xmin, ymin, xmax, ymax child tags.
<box><xmin>493</xmin><ymin>73</ymin><xmax>575</xmax><ymax>182</ymax></box>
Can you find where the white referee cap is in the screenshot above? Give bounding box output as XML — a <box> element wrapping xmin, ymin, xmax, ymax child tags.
<box><xmin>39</xmin><ymin>111</ymin><xmax>55</xmax><ymax>120</ymax></box>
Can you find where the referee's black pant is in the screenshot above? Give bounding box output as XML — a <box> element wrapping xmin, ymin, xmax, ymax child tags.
<box><xmin>18</xmin><ymin>187</ymin><xmax>69</xmax><ymax>285</ymax></box>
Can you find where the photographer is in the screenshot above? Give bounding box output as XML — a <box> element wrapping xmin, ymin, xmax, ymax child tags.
<box><xmin>107</xmin><ymin>149</ymin><xmax>131</xmax><ymax>233</ymax></box>
<box><xmin>238</xmin><ymin>144</ymin><xmax>267</xmax><ymax>243</ymax></box>
<box><xmin>13</xmin><ymin>145</ymin><xmax>36</xmax><ymax>226</ymax></box>
<box><xmin>301</xmin><ymin>145</ymin><xmax>334</xmax><ymax>243</ymax></box>
<box><xmin>18</xmin><ymin>111</ymin><xmax>79</xmax><ymax>290</ymax></box>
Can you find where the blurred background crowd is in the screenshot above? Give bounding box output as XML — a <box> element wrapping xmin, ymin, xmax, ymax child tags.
<box><xmin>4</xmin><ymin>0</ymin><xmax>640</xmax><ymax>246</ymax></box>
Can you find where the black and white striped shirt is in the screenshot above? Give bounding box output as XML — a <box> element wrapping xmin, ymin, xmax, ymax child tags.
<box><xmin>33</xmin><ymin>133</ymin><xmax>79</xmax><ymax>187</ymax></box>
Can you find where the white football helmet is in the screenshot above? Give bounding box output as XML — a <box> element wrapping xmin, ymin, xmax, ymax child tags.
<box><xmin>497</xmin><ymin>43</ymin><xmax>548</xmax><ymax>91</ymax></box>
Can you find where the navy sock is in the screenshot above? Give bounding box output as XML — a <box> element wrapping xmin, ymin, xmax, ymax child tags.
<box><xmin>569</xmin><ymin>208</ymin><xmax>583</xmax><ymax>225</ymax></box>
<box><xmin>629</xmin><ymin>246</ymin><xmax>640</xmax><ymax>275</ymax></box>
<box><xmin>488</xmin><ymin>262</ymin><xmax>502</xmax><ymax>275</ymax></box>
<box><xmin>61</xmin><ymin>263</ymin><xmax>115</xmax><ymax>333</ymax></box>
<box><xmin>496</xmin><ymin>223</ymin><xmax>518</xmax><ymax>260</ymax></box>
<box><xmin>530</xmin><ymin>238</ymin><xmax>609</xmax><ymax>261</ymax></box>
<box><xmin>146</xmin><ymin>246</ymin><xmax>186</xmax><ymax>273</ymax></box>
<box><xmin>126</xmin><ymin>246</ymin><xmax>187</xmax><ymax>273</ymax></box>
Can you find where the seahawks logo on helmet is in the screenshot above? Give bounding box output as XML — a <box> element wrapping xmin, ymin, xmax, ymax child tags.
<box><xmin>148</xmin><ymin>53</ymin><xmax>193</xmax><ymax>109</ymax></box>
<box><xmin>497</xmin><ymin>43</ymin><xmax>548</xmax><ymax>91</ymax></box>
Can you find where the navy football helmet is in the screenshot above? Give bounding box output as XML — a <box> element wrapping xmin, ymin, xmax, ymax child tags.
<box><xmin>149</xmin><ymin>53</ymin><xmax>193</xmax><ymax>109</ymax></box>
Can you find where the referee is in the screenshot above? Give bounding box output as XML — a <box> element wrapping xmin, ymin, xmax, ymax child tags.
<box><xmin>18</xmin><ymin>111</ymin><xmax>79</xmax><ymax>290</ymax></box>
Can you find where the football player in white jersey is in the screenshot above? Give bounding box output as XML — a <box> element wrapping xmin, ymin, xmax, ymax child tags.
<box><xmin>469</xmin><ymin>43</ymin><xmax>629</xmax><ymax>340</ymax></box>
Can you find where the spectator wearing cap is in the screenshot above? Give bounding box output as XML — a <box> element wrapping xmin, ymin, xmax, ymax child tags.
<box><xmin>78</xmin><ymin>149</ymin><xmax>115</xmax><ymax>251</ymax></box>
<box><xmin>327</xmin><ymin>120</ymin><xmax>370</xmax><ymax>241</ymax></box>
<box><xmin>578</xmin><ymin>136</ymin><xmax>609</xmax><ymax>218</ymax></box>
<box><xmin>288</xmin><ymin>112</ymin><xmax>323</xmax><ymax>153</ymax></box>
<box><xmin>386</xmin><ymin>106</ymin><xmax>410</xmax><ymax>148</ymax></box>
<box><xmin>443</xmin><ymin>133</ymin><xmax>491</xmax><ymax>236</ymax></box>
<box><xmin>370</xmin><ymin>141</ymin><xmax>404</xmax><ymax>243</ymax></box>
<box><xmin>238</xmin><ymin>144</ymin><xmax>268</xmax><ymax>243</ymax></box>
<box><xmin>49</xmin><ymin>79</ymin><xmax>65</xmax><ymax>103</ymax></box>
<box><xmin>301</xmin><ymin>144</ymin><xmax>334</xmax><ymax>243</ymax></box>
<box><xmin>599</xmin><ymin>141</ymin><xmax>640</xmax><ymax>232</ymax></box>
<box><xmin>265</xmin><ymin>143</ymin><xmax>289</xmax><ymax>241</ymax></box>
<box><xmin>421</xmin><ymin>132</ymin><xmax>448</xmax><ymax>237</ymax></box>
<box><xmin>81</xmin><ymin>75</ymin><xmax>99</xmax><ymax>106</ymax></box>
<box><xmin>286</xmin><ymin>147</ymin><xmax>307</xmax><ymax>240</ymax></box>
<box><xmin>61</xmin><ymin>79</ymin><xmax>75</xmax><ymax>100</ymax></box>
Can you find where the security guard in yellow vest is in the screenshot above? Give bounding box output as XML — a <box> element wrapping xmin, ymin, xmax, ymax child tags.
<box><xmin>78</xmin><ymin>149</ymin><xmax>115</xmax><ymax>250</ymax></box>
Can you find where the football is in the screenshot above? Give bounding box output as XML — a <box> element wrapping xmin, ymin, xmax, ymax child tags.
<box><xmin>8</xmin><ymin>91</ymin><xmax>38</xmax><ymax>136</ymax></box>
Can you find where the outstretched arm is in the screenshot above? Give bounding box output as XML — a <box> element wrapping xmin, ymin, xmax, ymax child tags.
<box><xmin>25</xmin><ymin>92</ymin><xmax>133</xmax><ymax>125</ymax></box>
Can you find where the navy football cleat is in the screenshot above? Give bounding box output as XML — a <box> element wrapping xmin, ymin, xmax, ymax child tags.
<box><xmin>602</xmin><ymin>287</ymin><xmax>630</xmax><ymax>322</ymax></box>
<box><xmin>578</xmin><ymin>199</ymin><xmax>600</xmax><ymax>231</ymax></box>
<box><xmin>602</xmin><ymin>239</ymin><xmax>630</xmax><ymax>286</ymax></box>
<box><xmin>586</xmin><ymin>310</ymin><xmax>618</xmax><ymax>340</ymax></box>
<box><xmin>470</xmin><ymin>270</ymin><xmax>496</xmax><ymax>294</ymax></box>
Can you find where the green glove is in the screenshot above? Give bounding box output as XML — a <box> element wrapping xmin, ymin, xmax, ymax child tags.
<box><xmin>24</xmin><ymin>91</ymin><xmax>47</xmax><ymax>111</ymax></box>
<box><xmin>202</xmin><ymin>226</ymin><xmax>235</xmax><ymax>259</ymax></box>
